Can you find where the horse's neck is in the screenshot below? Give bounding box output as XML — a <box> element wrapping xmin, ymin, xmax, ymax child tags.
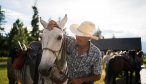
<box><xmin>54</xmin><ymin>54</ymin><xmax>67</xmax><ymax>74</ymax></box>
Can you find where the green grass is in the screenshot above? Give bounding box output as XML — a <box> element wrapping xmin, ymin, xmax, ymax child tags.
<box><xmin>0</xmin><ymin>56</ymin><xmax>146</xmax><ymax>84</ymax></box>
<box><xmin>144</xmin><ymin>57</ymin><xmax>146</xmax><ymax>66</ymax></box>
<box><xmin>0</xmin><ymin>57</ymin><xmax>8</xmax><ymax>84</ymax></box>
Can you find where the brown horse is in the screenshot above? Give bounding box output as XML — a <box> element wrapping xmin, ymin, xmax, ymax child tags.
<box><xmin>7</xmin><ymin>41</ymin><xmax>42</xmax><ymax>84</ymax></box>
<box><xmin>12</xmin><ymin>48</ymin><xmax>26</xmax><ymax>70</ymax></box>
<box><xmin>105</xmin><ymin>50</ymin><xmax>141</xmax><ymax>84</ymax></box>
<box><xmin>7</xmin><ymin>43</ymin><xmax>27</xmax><ymax>84</ymax></box>
<box><xmin>135</xmin><ymin>51</ymin><xmax>144</xmax><ymax>84</ymax></box>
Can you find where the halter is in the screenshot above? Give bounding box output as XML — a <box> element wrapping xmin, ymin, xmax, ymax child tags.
<box><xmin>42</xmin><ymin>37</ymin><xmax>68</xmax><ymax>82</ymax></box>
<box><xmin>52</xmin><ymin>38</ymin><xmax>68</xmax><ymax>82</ymax></box>
<box><xmin>38</xmin><ymin>14</ymin><xmax>68</xmax><ymax>83</ymax></box>
<box><xmin>42</xmin><ymin>48</ymin><xmax>61</xmax><ymax>57</ymax></box>
<box><xmin>42</xmin><ymin>25</ymin><xmax>63</xmax><ymax>56</ymax></box>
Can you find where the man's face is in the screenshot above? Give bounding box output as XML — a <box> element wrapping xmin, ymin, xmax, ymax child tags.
<box><xmin>75</xmin><ymin>35</ymin><xmax>91</xmax><ymax>47</ymax></box>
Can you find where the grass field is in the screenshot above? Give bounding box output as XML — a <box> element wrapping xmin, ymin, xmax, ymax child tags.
<box><xmin>0</xmin><ymin>57</ymin><xmax>106</xmax><ymax>84</ymax></box>
<box><xmin>0</xmin><ymin>57</ymin><xmax>146</xmax><ymax>84</ymax></box>
<box><xmin>0</xmin><ymin>57</ymin><xmax>8</xmax><ymax>84</ymax></box>
<box><xmin>144</xmin><ymin>57</ymin><xmax>146</xmax><ymax>66</ymax></box>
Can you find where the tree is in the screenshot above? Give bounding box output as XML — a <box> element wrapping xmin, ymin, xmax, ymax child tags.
<box><xmin>0</xmin><ymin>5</ymin><xmax>7</xmax><ymax>56</ymax></box>
<box><xmin>0</xmin><ymin>34</ymin><xmax>9</xmax><ymax>56</ymax></box>
<box><xmin>112</xmin><ymin>34</ymin><xmax>116</xmax><ymax>39</ymax></box>
<box><xmin>93</xmin><ymin>27</ymin><xmax>104</xmax><ymax>39</ymax></box>
<box><xmin>0</xmin><ymin>5</ymin><xmax>5</xmax><ymax>32</ymax></box>
<box><xmin>8</xmin><ymin>19</ymin><xmax>29</xmax><ymax>50</ymax></box>
<box><xmin>94</xmin><ymin>27</ymin><xmax>101</xmax><ymax>37</ymax></box>
<box><xmin>30</xmin><ymin>6</ymin><xmax>40</xmax><ymax>41</ymax></box>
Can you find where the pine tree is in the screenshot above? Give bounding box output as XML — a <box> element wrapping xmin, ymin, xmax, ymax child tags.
<box><xmin>30</xmin><ymin>6</ymin><xmax>40</xmax><ymax>41</ymax></box>
<box><xmin>8</xmin><ymin>19</ymin><xmax>29</xmax><ymax>50</ymax></box>
<box><xmin>0</xmin><ymin>5</ymin><xmax>7</xmax><ymax>56</ymax></box>
<box><xmin>0</xmin><ymin>5</ymin><xmax>5</xmax><ymax>32</ymax></box>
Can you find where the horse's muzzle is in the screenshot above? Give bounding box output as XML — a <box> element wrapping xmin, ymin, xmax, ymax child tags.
<box><xmin>39</xmin><ymin>66</ymin><xmax>53</xmax><ymax>77</ymax></box>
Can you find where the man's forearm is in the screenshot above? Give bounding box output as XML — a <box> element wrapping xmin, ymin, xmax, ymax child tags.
<box><xmin>70</xmin><ymin>74</ymin><xmax>101</xmax><ymax>84</ymax></box>
<box><xmin>80</xmin><ymin>74</ymin><xmax>101</xmax><ymax>83</ymax></box>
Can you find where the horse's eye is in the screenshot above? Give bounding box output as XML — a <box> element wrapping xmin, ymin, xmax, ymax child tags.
<box><xmin>57</xmin><ymin>35</ymin><xmax>62</xmax><ymax>40</ymax></box>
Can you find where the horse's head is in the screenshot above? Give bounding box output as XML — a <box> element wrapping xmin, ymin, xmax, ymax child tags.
<box><xmin>38</xmin><ymin>15</ymin><xmax>67</xmax><ymax>76</ymax></box>
<box><xmin>136</xmin><ymin>51</ymin><xmax>144</xmax><ymax>65</ymax></box>
<box><xmin>128</xmin><ymin>50</ymin><xmax>136</xmax><ymax>59</ymax></box>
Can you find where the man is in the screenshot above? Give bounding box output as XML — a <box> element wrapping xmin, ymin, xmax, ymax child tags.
<box><xmin>46</xmin><ymin>20</ymin><xmax>102</xmax><ymax>84</ymax></box>
<box><xmin>65</xmin><ymin>21</ymin><xmax>102</xmax><ymax>84</ymax></box>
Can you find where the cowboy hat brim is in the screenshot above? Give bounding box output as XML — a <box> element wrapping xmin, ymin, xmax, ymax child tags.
<box><xmin>70</xmin><ymin>24</ymin><xmax>99</xmax><ymax>40</ymax></box>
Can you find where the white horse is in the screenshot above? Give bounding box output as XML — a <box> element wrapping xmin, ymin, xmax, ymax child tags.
<box><xmin>38</xmin><ymin>14</ymin><xmax>68</xmax><ymax>84</ymax></box>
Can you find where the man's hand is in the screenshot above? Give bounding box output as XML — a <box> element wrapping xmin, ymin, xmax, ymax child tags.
<box><xmin>70</xmin><ymin>78</ymin><xmax>82</xmax><ymax>84</ymax></box>
<box><xmin>68</xmin><ymin>74</ymin><xmax>101</xmax><ymax>84</ymax></box>
<box><xmin>48</xmin><ymin>20</ymin><xmax>58</xmax><ymax>30</ymax></box>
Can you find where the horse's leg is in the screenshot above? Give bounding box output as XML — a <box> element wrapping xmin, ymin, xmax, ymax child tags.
<box><xmin>105</xmin><ymin>71</ymin><xmax>111</xmax><ymax>84</ymax></box>
<box><xmin>124</xmin><ymin>71</ymin><xmax>129</xmax><ymax>84</ymax></box>
<box><xmin>34</xmin><ymin>53</ymin><xmax>42</xmax><ymax>84</ymax></box>
<box><xmin>129</xmin><ymin>71</ymin><xmax>133</xmax><ymax>84</ymax></box>
<box><xmin>7</xmin><ymin>57</ymin><xmax>17</xmax><ymax>84</ymax></box>
<box><xmin>105</xmin><ymin>63</ymin><xmax>111</xmax><ymax>84</ymax></box>
<box><xmin>135</xmin><ymin>69</ymin><xmax>141</xmax><ymax>84</ymax></box>
<box><xmin>38</xmin><ymin>74</ymin><xmax>43</xmax><ymax>84</ymax></box>
<box><xmin>25</xmin><ymin>65</ymin><xmax>33</xmax><ymax>84</ymax></box>
<box><xmin>105</xmin><ymin>74</ymin><xmax>112</xmax><ymax>84</ymax></box>
<box><xmin>112</xmin><ymin>75</ymin><xmax>116</xmax><ymax>84</ymax></box>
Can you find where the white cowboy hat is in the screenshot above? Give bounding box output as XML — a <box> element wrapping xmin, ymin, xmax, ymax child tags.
<box><xmin>70</xmin><ymin>21</ymin><xmax>99</xmax><ymax>40</ymax></box>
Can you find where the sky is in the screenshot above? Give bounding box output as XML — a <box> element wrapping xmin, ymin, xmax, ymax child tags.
<box><xmin>0</xmin><ymin>0</ymin><xmax>146</xmax><ymax>52</ymax></box>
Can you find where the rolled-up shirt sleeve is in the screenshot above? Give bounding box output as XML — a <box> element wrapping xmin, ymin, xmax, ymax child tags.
<box><xmin>92</xmin><ymin>49</ymin><xmax>102</xmax><ymax>75</ymax></box>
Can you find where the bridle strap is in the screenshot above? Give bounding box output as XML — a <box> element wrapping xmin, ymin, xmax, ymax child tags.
<box><xmin>53</xmin><ymin>37</ymin><xmax>68</xmax><ymax>82</ymax></box>
<box><xmin>50</xmin><ymin>64</ymin><xmax>68</xmax><ymax>83</ymax></box>
<box><xmin>42</xmin><ymin>48</ymin><xmax>61</xmax><ymax>57</ymax></box>
<box><xmin>42</xmin><ymin>37</ymin><xmax>64</xmax><ymax>57</ymax></box>
<box><xmin>42</xmin><ymin>37</ymin><xmax>67</xmax><ymax>82</ymax></box>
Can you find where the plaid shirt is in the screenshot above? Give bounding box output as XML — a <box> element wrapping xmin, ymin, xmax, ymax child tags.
<box><xmin>65</xmin><ymin>36</ymin><xmax>102</xmax><ymax>79</ymax></box>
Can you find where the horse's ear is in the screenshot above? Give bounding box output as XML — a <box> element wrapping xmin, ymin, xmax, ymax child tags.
<box><xmin>48</xmin><ymin>17</ymin><xmax>51</xmax><ymax>22</ymax></box>
<box><xmin>58</xmin><ymin>14</ymin><xmax>67</xmax><ymax>29</ymax></box>
<box><xmin>40</xmin><ymin>17</ymin><xmax>48</xmax><ymax>29</ymax></box>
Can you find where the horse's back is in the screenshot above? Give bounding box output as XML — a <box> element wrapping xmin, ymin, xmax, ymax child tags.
<box><xmin>107</xmin><ymin>55</ymin><xmax>128</xmax><ymax>73</ymax></box>
<box><xmin>7</xmin><ymin>41</ymin><xmax>42</xmax><ymax>84</ymax></box>
<box><xmin>27</xmin><ymin>41</ymin><xmax>42</xmax><ymax>84</ymax></box>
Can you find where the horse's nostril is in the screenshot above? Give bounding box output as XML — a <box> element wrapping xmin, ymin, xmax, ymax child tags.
<box><xmin>48</xmin><ymin>67</ymin><xmax>52</xmax><ymax>72</ymax></box>
<box><xmin>57</xmin><ymin>35</ymin><xmax>62</xmax><ymax>40</ymax></box>
<box><xmin>39</xmin><ymin>67</ymin><xmax>52</xmax><ymax>77</ymax></box>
